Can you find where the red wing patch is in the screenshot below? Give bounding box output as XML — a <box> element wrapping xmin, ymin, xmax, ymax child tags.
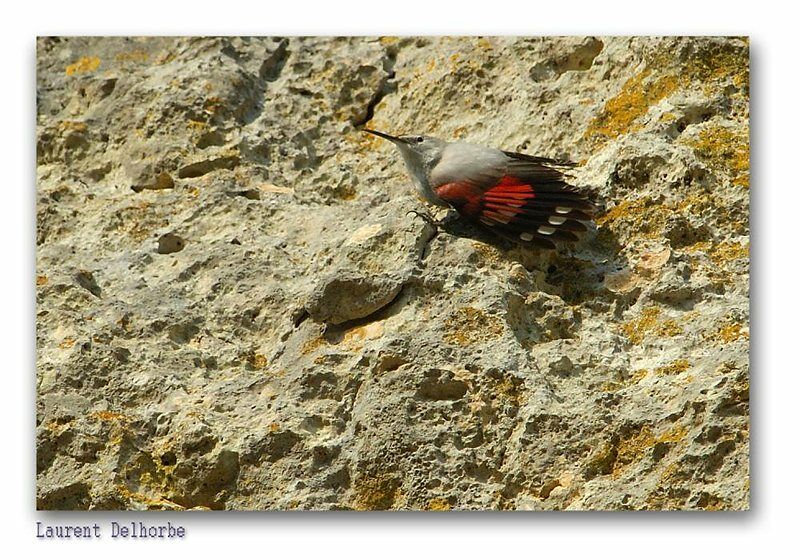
<box><xmin>479</xmin><ymin>176</ymin><xmax>537</xmax><ymax>225</ymax></box>
<box><xmin>434</xmin><ymin>180</ymin><xmax>485</xmax><ymax>218</ymax></box>
<box><xmin>435</xmin><ymin>175</ymin><xmax>594</xmax><ymax>248</ymax></box>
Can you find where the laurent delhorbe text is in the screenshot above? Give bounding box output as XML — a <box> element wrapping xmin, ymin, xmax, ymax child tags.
<box><xmin>36</xmin><ymin>521</ymin><xmax>186</xmax><ymax>539</ymax></box>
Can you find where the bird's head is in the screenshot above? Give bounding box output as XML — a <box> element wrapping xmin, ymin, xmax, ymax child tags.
<box><xmin>363</xmin><ymin>129</ymin><xmax>446</xmax><ymax>180</ymax></box>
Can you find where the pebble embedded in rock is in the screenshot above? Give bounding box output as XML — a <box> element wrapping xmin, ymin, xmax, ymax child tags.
<box><xmin>157</xmin><ymin>233</ymin><xmax>186</xmax><ymax>254</ymax></box>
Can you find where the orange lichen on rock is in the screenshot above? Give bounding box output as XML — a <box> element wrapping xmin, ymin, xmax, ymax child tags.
<box><xmin>584</xmin><ymin>68</ymin><xmax>679</xmax><ymax>144</ymax></box>
<box><xmin>443</xmin><ymin>307</ymin><xmax>505</xmax><ymax>346</ymax></box>
<box><xmin>424</xmin><ymin>497</ymin><xmax>451</xmax><ymax>511</ymax></box>
<box><xmin>115</xmin><ymin>49</ymin><xmax>150</xmax><ymax>64</ymax></box>
<box><xmin>654</xmin><ymin>359</ymin><xmax>691</xmax><ymax>376</ymax></box>
<box><xmin>585</xmin><ymin>40</ymin><xmax>748</xmax><ymax>149</ymax></box>
<box><xmin>65</xmin><ymin>56</ymin><xmax>101</xmax><ymax>76</ymax></box>
<box><xmin>683</xmin><ymin>123</ymin><xmax>750</xmax><ymax>188</ymax></box>
<box><xmin>613</xmin><ymin>423</ymin><xmax>688</xmax><ymax>478</ymax></box>
<box><xmin>712</xmin><ymin>321</ymin><xmax>749</xmax><ymax>343</ymax></box>
<box><xmin>596</xmin><ymin>197</ymin><xmax>672</xmax><ymax>240</ymax></box>
<box><xmin>709</xmin><ymin>241</ymin><xmax>749</xmax><ymax>267</ymax></box>
<box><xmin>353</xmin><ymin>473</ymin><xmax>403</xmax><ymax>510</ymax></box>
<box><xmin>621</xmin><ymin>307</ymin><xmax>683</xmax><ymax>345</ymax></box>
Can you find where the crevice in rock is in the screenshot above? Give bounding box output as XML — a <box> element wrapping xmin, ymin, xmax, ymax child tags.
<box><xmin>177</xmin><ymin>153</ymin><xmax>240</xmax><ymax>178</ymax></box>
<box><xmin>292</xmin><ymin>308</ymin><xmax>310</xmax><ymax>328</ymax></box>
<box><xmin>74</xmin><ymin>269</ymin><xmax>102</xmax><ymax>297</ymax></box>
<box><xmin>260</xmin><ymin>38</ymin><xmax>290</xmax><ymax>82</ymax></box>
<box><xmin>351</xmin><ymin>46</ymin><xmax>398</xmax><ymax>128</ymax></box>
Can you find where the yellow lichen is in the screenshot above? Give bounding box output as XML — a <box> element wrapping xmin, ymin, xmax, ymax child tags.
<box><xmin>630</xmin><ymin>369</ymin><xmax>649</xmax><ymax>383</ymax></box>
<box><xmin>713</xmin><ymin>321</ymin><xmax>749</xmax><ymax>343</ymax></box>
<box><xmin>203</xmin><ymin>96</ymin><xmax>224</xmax><ymax>114</ymax></box>
<box><xmin>584</xmin><ymin>442</ymin><xmax>617</xmax><ymax>478</ymax></box>
<box><xmin>621</xmin><ymin>307</ymin><xmax>683</xmax><ymax>345</ymax></box>
<box><xmin>115</xmin><ymin>485</ymin><xmax>185</xmax><ymax>511</ymax></box>
<box><xmin>90</xmin><ymin>410</ymin><xmax>129</xmax><ymax>423</ymax></box>
<box><xmin>249</xmin><ymin>353</ymin><xmax>268</xmax><ymax>369</ymax></box>
<box><xmin>491</xmin><ymin>375</ymin><xmax>525</xmax><ymax>407</ymax></box>
<box><xmin>91</xmin><ymin>410</ymin><xmax>133</xmax><ymax>447</ymax></box>
<box><xmin>65</xmin><ymin>56</ymin><xmax>101</xmax><ymax>76</ymax></box>
<box><xmin>602</xmin><ymin>192</ymin><xmax>748</xmax><ymax>245</ymax></box>
<box><xmin>681</xmin><ymin>239</ymin><xmax>749</xmax><ymax>289</ymax></box>
<box><xmin>682</xmin><ymin>124</ymin><xmax>750</xmax><ymax>188</ymax></box>
<box><xmin>585</xmin><ymin>68</ymin><xmax>679</xmax><ymax>144</ymax></box>
<box><xmin>443</xmin><ymin>307</ymin><xmax>505</xmax><ymax>346</ymax></box>
<box><xmin>621</xmin><ymin>307</ymin><xmax>659</xmax><ymax>344</ymax></box>
<box><xmin>353</xmin><ymin>473</ymin><xmax>402</xmax><ymax>511</ymax></box>
<box><xmin>682</xmin><ymin>240</ymin><xmax>712</xmax><ymax>254</ymax></box>
<box><xmin>654</xmin><ymin>359</ymin><xmax>691</xmax><ymax>376</ymax></box>
<box><xmin>584</xmin><ymin>40</ymin><xmax>748</xmax><ymax>149</ymax></box>
<box><xmin>698</xmin><ymin>494</ymin><xmax>729</xmax><ymax>511</ymax></box>
<box><xmin>45</xmin><ymin>418</ymin><xmax>73</xmax><ymax>435</ymax></box>
<box><xmin>470</xmin><ymin>241</ymin><xmax>504</xmax><ymax>267</ymax></box>
<box><xmin>36</xmin><ymin>275</ymin><xmax>48</xmax><ymax>286</ymax></box>
<box><xmin>115</xmin><ymin>49</ymin><xmax>150</xmax><ymax>64</ymax></box>
<box><xmin>186</xmin><ymin>119</ymin><xmax>209</xmax><ymax>132</ymax></box>
<box><xmin>301</xmin><ymin>336</ymin><xmax>327</xmax><ymax>355</ymax></box>
<box><xmin>127</xmin><ymin>467</ymin><xmax>186</xmax><ymax>510</ymax></box>
<box><xmin>683</xmin><ymin>41</ymin><xmax>750</xmax><ymax>92</ymax></box>
<box><xmin>58</xmin><ymin>120</ymin><xmax>88</xmax><ymax>133</ymax></box>
<box><xmin>425</xmin><ymin>497</ymin><xmax>451</xmax><ymax>511</ymax></box>
<box><xmin>656</xmin><ymin>320</ymin><xmax>684</xmax><ymax>338</ymax></box>
<box><xmin>709</xmin><ymin>241</ymin><xmax>749</xmax><ymax>266</ymax></box>
<box><xmin>596</xmin><ymin>197</ymin><xmax>672</xmax><ymax>240</ymax></box>
<box><xmin>58</xmin><ymin>337</ymin><xmax>76</xmax><ymax>349</ymax></box>
<box><xmin>613</xmin><ymin>423</ymin><xmax>688</xmax><ymax>478</ymax></box>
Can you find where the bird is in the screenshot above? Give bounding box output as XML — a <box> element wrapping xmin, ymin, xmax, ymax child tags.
<box><xmin>364</xmin><ymin>129</ymin><xmax>595</xmax><ymax>249</ymax></box>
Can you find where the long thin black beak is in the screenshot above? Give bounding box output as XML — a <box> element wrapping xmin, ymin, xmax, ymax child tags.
<box><xmin>362</xmin><ymin>128</ymin><xmax>407</xmax><ymax>144</ymax></box>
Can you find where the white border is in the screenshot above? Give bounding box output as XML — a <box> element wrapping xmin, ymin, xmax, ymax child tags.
<box><xmin>7</xmin><ymin>1</ymin><xmax>793</xmax><ymax>558</ymax></box>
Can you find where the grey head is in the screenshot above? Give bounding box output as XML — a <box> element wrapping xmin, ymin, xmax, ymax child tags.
<box><xmin>363</xmin><ymin>129</ymin><xmax>448</xmax><ymax>195</ymax></box>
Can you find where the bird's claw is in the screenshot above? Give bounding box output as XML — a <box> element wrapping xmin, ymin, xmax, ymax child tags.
<box><xmin>406</xmin><ymin>210</ymin><xmax>458</xmax><ymax>228</ymax></box>
<box><xmin>406</xmin><ymin>210</ymin><xmax>437</xmax><ymax>226</ymax></box>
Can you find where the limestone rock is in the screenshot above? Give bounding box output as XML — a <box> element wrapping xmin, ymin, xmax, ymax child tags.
<box><xmin>36</xmin><ymin>36</ymin><xmax>749</xmax><ymax>510</ymax></box>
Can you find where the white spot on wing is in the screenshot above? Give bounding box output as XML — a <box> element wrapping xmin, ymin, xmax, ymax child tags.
<box><xmin>548</xmin><ymin>216</ymin><xmax>567</xmax><ymax>225</ymax></box>
<box><xmin>538</xmin><ymin>226</ymin><xmax>557</xmax><ymax>235</ymax></box>
<box><xmin>555</xmin><ymin>206</ymin><xmax>572</xmax><ymax>214</ymax></box>
<box><xmin>520</xmin><ymin>232</ymin><xmax>534</xmax><ymax>241</ymax></box>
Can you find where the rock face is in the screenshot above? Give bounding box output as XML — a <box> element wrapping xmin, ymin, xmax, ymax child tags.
<box><xmin>36</xmin><ymin>36</ymin><xmax>749</xmax><ymax>510</ymax></box>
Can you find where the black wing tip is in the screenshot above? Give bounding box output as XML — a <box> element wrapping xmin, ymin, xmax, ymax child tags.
<box><xmin>503</xmin><ymin>150</ymin><xmax>577</xmax><ymax>168</ymax></box>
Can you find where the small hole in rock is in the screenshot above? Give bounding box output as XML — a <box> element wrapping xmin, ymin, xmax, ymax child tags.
<box><xmin>160</xmin><ymin>451</ymin><xmax>177</xmax><ymax>466</ymax></box>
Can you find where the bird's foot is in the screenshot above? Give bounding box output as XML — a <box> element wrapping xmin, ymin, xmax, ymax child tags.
<box><xmin>406</xmin><ymin>209</ymin><xmax>459</xmax><ymax>228</ymax></box>
<box><xmin>406</xmin><ymin>210</ymin><xmax>437</xmax><ymax>227</ymax></box>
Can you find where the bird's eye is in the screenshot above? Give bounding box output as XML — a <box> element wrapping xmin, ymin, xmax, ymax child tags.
<box><xmin>415</xmin><ymin>136</ymin><xmax>424</xmax><ymax>143</ymax></box>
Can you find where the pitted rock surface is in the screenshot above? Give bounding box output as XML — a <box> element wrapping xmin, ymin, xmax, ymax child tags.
<box><xmin>37</xmin><ymin>36</ymin><xmax>749</xmax><ymax>510</ymax></box>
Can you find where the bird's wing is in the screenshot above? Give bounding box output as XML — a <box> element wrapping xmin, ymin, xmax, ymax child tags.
<box><xmin>433</xmin><ymin>149</ymin><xmax>594</xmax><ymax>249</ymax></box>
<box><xmin>502</xmin><ymin>150</ymin><xmax>577</xmax><ymax>183</ymax></box>
<box><xmin>429</xmin><ymin>142</ymin><xmax>508</xmax><ymax>187</ymax></box>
